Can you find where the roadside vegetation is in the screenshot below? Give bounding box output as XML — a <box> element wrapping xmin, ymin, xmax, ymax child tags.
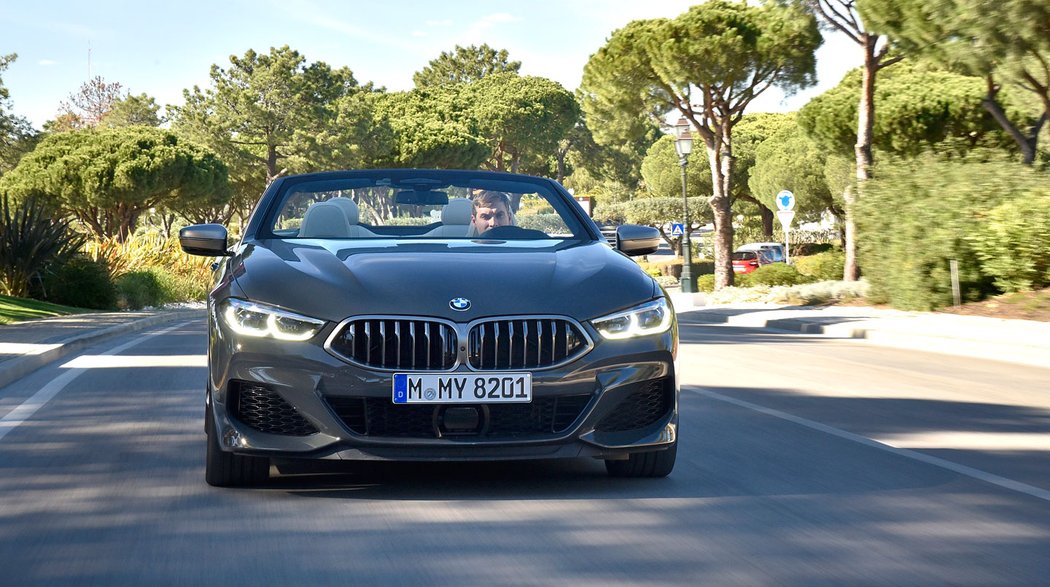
<box><xmin>0</xmin><ymin>0</ymin><xmax>1046</xmax><ymax>316</ymax></box>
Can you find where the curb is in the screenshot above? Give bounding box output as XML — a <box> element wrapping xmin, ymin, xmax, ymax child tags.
<box><xmin>0</xmin><ymin>309</ymin><xmax>205</xmax><ymax>390</ymax></box>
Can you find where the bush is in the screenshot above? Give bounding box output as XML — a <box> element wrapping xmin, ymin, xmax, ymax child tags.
<box><xmin>968</xmin><ymin>191</ymin><xmax>1050</xmax><ymax>292</ymax></box>
<box><xmin>42</xmin><ymin>255</ymin><xmax>116</xmax><ymax>310</ymax></box>
<box><xmin>793</xmin><ymin>242</ymin><xmax>836</xmax><ymax>256</ymax></box>
<box><xmin>85</xmin><ymin>234</ymin><xmax>213</xmax><ymax>304</ymax></box>
<box><xmin>117</xmin><ymin>271</ymin><xmax>168</xmax><ymax>309</ymax></box>
<box><xmin>856</xmin><ymin>152</ymin><xmax>1032</xmax><ymax>310</ymax></box>
<box><xmin>793</xmin><ymin>250</ymin><xmax>845</xmax><ymax>281</ymax></box>
<box><xmin>738</xmin><ymin>263</ymin><xmax>812</xmax><ymax>287</ymax></box>
<box><xmin>696</xmin><ymin>274</ymin><xmax>716</xmax><ymax>293</ymax></box>
<box><xmin>0</xmin><ymin>196</ymin><xmax>85</xmax><ymax>297</ymax></box>
<box><xmin>636</xmin><ymin>258</ymin><xmax>714</xmax><ymax>279</ymax></box>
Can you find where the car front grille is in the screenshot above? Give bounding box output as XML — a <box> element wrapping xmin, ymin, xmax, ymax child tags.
<box><xmin>595</xmin><ymin>379</ymin><xmax>673</xmax><ymax>432</ymax></box>
<box><xmin>229</xmin><ymin>380</ymin><xmax>318</xmax><ymax>436</ymax></box>
<box><xmin>328</xmin><ymin>318</ymin><xmax>457</xmax><ymax>370</ymax></box>
<box><xmin>326</xmin><ymin>395</ymin><xmax>591</xmax><ymax>439</ymax></box>
<box><xmin>467</xmin><ymin>318</ymin><xmax>589</xmax><ymax>370</ymax></box>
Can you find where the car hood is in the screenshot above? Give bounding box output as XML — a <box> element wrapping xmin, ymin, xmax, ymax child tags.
<box><xmin>230</xmin><ymin>239</ymin><xmax>658</xmax><ymax>322</ymax></box>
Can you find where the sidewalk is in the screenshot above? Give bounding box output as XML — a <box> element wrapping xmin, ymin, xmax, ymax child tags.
<box><xmin>670</xmin><ymin>292</ymin><xmax>1050</xmax><ymax>370</ymax></box>
<box><xmin>0</xmin><ymin>308</ymin><xmax>206</xmax><ymax>389</ymax></box>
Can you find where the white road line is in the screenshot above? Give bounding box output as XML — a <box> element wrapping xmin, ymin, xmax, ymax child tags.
<box><xmin>0</xmin><ymin>322</ymin><xmax>193</xmax><ymax>443</ymax></box>
<box><xmin>693</xmin><ymin>387</ymin><xmax>1050</xmax><ymax>504</ymax></box>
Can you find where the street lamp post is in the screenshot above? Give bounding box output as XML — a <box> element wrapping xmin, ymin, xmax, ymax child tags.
<box><xmin>674</xmin><ymin>118</ymin><xmax>695</xmax><ymax>293</ymax></box>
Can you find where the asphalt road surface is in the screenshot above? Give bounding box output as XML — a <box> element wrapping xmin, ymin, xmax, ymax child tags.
<box><xmin>1</xmin><ymin>316</ymin><xmax>1049</xmax><ymax>585</ymax></box>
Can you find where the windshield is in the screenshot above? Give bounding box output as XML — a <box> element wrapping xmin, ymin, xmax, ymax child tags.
<box><xmin>262</xmin><ymin>171</ymin><xmax>587</xmax><ymax>241</ymax></box>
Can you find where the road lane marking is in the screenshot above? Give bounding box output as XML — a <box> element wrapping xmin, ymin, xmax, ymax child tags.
<box><xmin>0</xmin><ymin>322</ymin><xmax>194</xmax><ymax>443</ymax></box>
<box><xmin>693</xmin><ymin>387</ymin><xmax>1050</xmax><ymax>503</ymax></box>
<box><xmin>61</xmin><ymin>354</ymin><xmax>207</xmax><ymax>369</ymax></box>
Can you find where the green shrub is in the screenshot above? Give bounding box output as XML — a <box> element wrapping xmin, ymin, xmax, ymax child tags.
<box><xmin>856</xmin><ymin>152</ymin><xmax>1027</xmax><ymax>310</ymax></box>
<box><xmin>968</xmin><ymin>191</ymin><xmax>1050</xmax><ymax>292</ymax></box>
<box><xmin>793</xmin><ymin>242</ymin><xmax>835</xmax><ymax>256</ymax></box>
<box><xmin>739</xmin><ymin>263</ymin><xmax>812</xmax><ymax>287</ymax></box>
<box><xmin>696</xmin><ymin>274</ymin><xmax>716</xmax><ymax>293</ymax></box>
<box><xmin>43</xmin><ymin>255</ymin><xmax>116</xmax><ymax>310</ymax></box>
<box><xmin>0</xmin><ymin>196</ymin><xmax>85</xmax><ymax>297</ymax></box>
<box><xmin>117</xmin><ymin>271</ymin><xmax>167</xmax><ymax>309</ymax></box>
<box><xmin>793</xmin><ymin>250</ymin><xmax>845</xmax><ymax>281</ymax></box>
<box><xmin>116</xmin><ymin>265</ymin><xmax>211</xmax><ymax>308</ymax></box>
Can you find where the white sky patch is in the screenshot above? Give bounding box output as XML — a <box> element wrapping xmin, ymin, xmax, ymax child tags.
<box><xmin>426</xmin><ymin>19</ymin><xmax>453</xmax><ymax>27</ymax></box>
<box><xmin>43</xmin><ymin>20</ymin><xmax>99</xmax><ymax>39</ymax></box>
<box><xmin>37</xmin><ymin>59</ymin><xmax>58</xmax><ymax>66</ymax></box>
<box><xmin>274</xmin><ymin>0</ymin><xmax>412</xmax><ymax>51</ymax></box>
<box><xmin>411</xmin><ymin>31</ymin><xmax>427</xmax><ymax>38</ymax></box>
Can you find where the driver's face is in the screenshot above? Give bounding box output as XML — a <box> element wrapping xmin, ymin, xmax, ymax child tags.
<box><xmin>472</xmin><ymin>202</ymin><xmax>512</xmax><ymax>232</ymax></box>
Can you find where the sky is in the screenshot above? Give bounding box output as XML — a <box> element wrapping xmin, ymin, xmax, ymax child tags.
<box><xmin>1</xmin><ymin>0</ymin><xmax>860</xmax><ymax>130</ymax></box>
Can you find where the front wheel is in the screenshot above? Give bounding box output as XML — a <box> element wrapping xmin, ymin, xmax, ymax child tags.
<box><xmin>605</xmin><ymin>439</ymin><xmax>677</xmax><ymax>478</ymax></box>
<box><xmin>205</xmin><ymin>403</ymin><xmax>269</xmax><ymax>487</ymax></box>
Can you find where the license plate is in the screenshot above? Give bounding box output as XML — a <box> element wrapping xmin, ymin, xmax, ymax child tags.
<box><xmin>393</xmin><ymin>373</ymin><xmax>532</xmax><ymax>404</ymax></box>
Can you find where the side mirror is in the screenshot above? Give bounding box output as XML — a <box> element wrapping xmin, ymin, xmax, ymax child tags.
<box><xmin>180</xmin><ymin>224</ymin><xmax>231</xmax><ymax>257</ymax></box>
<box><xmin>615</xmin><ymin>224</ymin><xmax>661</xmax><ymax>257</ymax></box>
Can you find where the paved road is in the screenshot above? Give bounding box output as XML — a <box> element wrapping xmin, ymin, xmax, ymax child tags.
<box><xmin>1</xmin><ymin>317</ymin><xmax>1049</xmax><ymax>585</ymax></box>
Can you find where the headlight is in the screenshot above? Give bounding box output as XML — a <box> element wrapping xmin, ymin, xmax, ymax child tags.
<box><xmin>592</xmin><ymin>298</ymin><xmax>673</xmax><ymax>340</ymax></box>
<box><xmin>219</xmin><ymin>298</ymin><xmax>326</xmax><ymax>341</ymax></box>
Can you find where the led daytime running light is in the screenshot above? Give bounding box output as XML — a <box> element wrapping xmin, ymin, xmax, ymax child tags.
<box><xmin>593</xmin><ymin>298</ymin><xmax>672</xmax><ymax>340</ymax></box>
<box><xmin>221</xmin><ymin>299</ymin><xmax>325</xmax><ymax>341</ymax></box>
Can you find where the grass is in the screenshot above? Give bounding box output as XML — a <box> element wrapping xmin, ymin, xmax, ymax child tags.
<box><xmin>0</xmin><ymin>294</ymin><xmax>90</xmax><ymax>325</ymax></box>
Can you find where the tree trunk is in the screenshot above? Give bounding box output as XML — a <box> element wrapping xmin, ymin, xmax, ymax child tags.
<box><xmin>266</xmin><ymin>144</ymin><xmax>279</xmax><ymax>185</ymax></box>
<box><xmin>845</xmin><ymin>34</ymin><xmax>878</xmax><ymax>282</ymax></box>
<box><xmin>707</xmin><ymin>137</ymin><xmax>735</xmax><ymax>289</ymax></box>
<box><xmin>981</xmin><ymin>77</ymin><xmax>1044</xmax><ymax>165</ymax></box>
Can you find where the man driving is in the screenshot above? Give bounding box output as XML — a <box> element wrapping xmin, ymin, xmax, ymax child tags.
<box><xmin>471</xmin><ymin>190</ymin><xmax>515</xmax><ymax>234</ymax></box>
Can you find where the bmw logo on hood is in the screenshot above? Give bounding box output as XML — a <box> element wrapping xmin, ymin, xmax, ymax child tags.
<box><xmin>449</xmin><ymin>297</ymin><xmax>471</xmax><ymax>311</ymax></box>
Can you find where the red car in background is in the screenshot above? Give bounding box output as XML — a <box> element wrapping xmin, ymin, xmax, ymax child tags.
<box><xmin>731</xmin><ymin>250</ymin><xmax>763</xmax><ymax>274</ymax></box>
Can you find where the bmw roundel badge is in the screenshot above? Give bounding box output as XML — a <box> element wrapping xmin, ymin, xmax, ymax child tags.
<box><xmin>449</xmin><ymin>297</ymin><xmax>471</xmax><ymax>311</ymax></box>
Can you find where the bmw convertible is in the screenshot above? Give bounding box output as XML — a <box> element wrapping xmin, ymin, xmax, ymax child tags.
<box><xmin>180</xmin><ymin>169</ymin><xmax>679</xmax><ymax>486</ymax></box>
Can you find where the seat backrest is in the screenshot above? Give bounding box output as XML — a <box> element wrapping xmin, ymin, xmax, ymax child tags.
<box><xmin>299</xmin><ymin>202</ymin><xmax>351</xmax><ymax>238</ymax></box>
<box><xmin>424</xmin><ymin>198</ymin><xmax>473</xmax><ymax>237</ymax></box>
<box><xmin>326</xmin><ymin>196</ymin><xmax>378</xmax><ymax>237</ymax></box>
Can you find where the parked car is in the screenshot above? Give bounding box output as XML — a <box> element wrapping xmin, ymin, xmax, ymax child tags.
<box><xmin>736</xmin><ymin>242</ymin><xmax>786</xmax><ymax>262</ymax></box>
<box><xmin>731</xmin><ymin>250</ymin><xmax>764</xmax><ymax>274</ymax></box>
<box><xmin>181</xmin><ymin>169</ymin><xmax>679</xmax><ymax>487</ymax></box>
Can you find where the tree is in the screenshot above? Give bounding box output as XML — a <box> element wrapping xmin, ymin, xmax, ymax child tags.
<box><xmin>860</xmin><ymin>0</ymin><xmax>1050</xmax><ymax>165</ymax></box>
<box><xmin>749</xmin><ymin>115</ymin><xmax>840</xmax><ymax>225</ymax></box>
<box><xmin>170</xmin><ymin>46</ymin><xmax>388</xmax><ymax>223</ymax></box>
<box><xmin>799</xmin><ymin>0</ymin><xmax>903</xmax><ymax>282</ymax></box>
<box><xmin>581</xmin><ymin>1</ymin><xmax>822</xmax><ymax>288</ymax></box>
<box><xmin>102</xmin><ymin>93</ymin><xmax>163</xmax><ymax>127</ymax></box>
<box><xmin>413</xmin><ymin>44</ymin><xmax>521</xmax><ymax>88</ymax></box>
<box><xmin>1</xmin><ymin>54</ymin><xmax>37</xmax><ymax>176</ymax></box>
<box><xmin>730</xmin><ymin>112</ymin><xmax>795</xmax><ymax>236</ymax></box>
<box><xmin>49</xmin><ymin>76</ymin><xmax>125</xmax><ymax>131</ymax></box>
<box><xmin>799</xmin><ymin>63</ymin><xmax>1017</xmax><ymax>157</ymax></box>
<box><xmin>468</xmin><ymin>73</ymin><xmax>579</xmax><ymax>175</ymax></box>
<box><xmin>374</xmin><ymin>86</ymin><xmax>489</xmax><ymax>171</ymax></box>
<box><xmin>0</xmin><ymin>127</ymin><xmax>230</xmax><ymax>241</ymax></box>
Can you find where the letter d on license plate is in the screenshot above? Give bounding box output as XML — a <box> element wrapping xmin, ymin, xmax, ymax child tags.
<box><xmin>393</xmin><ymin>373</ymin><xmax>532</xmax><ymax>404</ymax></box>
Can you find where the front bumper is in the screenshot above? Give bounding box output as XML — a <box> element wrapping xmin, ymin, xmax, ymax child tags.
<box><xmin>208</xmin><ymin>314</ymin><xmax>679</xmax><ymax>462</ymax></box>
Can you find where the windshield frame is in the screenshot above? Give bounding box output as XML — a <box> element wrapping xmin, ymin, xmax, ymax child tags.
<box><xmin>248</xmin><ymin>169</ymin><xmax>599</xmax><ymax>242</ymax></box>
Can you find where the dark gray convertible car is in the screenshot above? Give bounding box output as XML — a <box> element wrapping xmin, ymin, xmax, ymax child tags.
<box><xmin>180</xmin><ymin>169</ymin><xmax>678</xmax><ymax>487</ymax></box>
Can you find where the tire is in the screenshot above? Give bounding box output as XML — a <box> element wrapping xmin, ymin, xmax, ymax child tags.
<box><xmin>605</xmin><ymin>439</ymin><xmax>677</xmax><ymax>478</ymax></box>
<box><xmin>205</xmin><ymin>403</ymin><xmax>269</xmax><ymax>487</ymax></box>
